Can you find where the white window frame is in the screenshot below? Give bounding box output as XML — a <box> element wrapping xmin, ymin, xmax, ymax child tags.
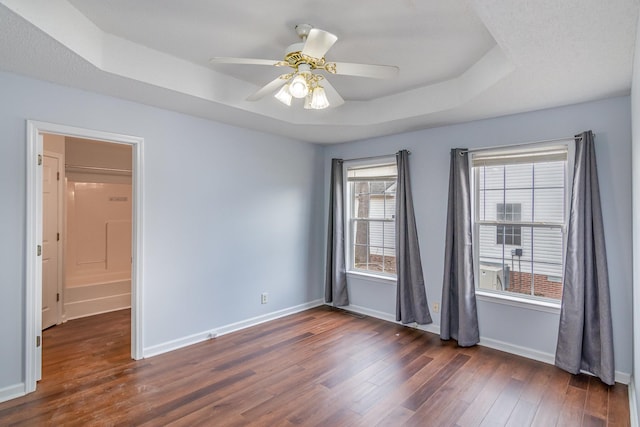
<box><xmin>343</xmin><ymin>157</ymin><xmax>398</xmax><ymax>282</ymax></box>
<box><xmin>470</xmin><ymin>141</ymin><xmax>575</xmax><ymax>309</ymax></box>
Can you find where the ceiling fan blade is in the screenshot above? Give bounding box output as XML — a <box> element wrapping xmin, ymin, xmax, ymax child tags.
<box><xmin>320</xmin><ymin>78</ymin><xmax>345</xmax><ymax>108</ymax></box>
<box><xmin>302</xmin><ymin>29</ymin><xmax>338</xmax><ymax>59</ymax></box>
<box><xmin>246</xmin><ymin>75</ymin><xmax>289</xmax><ymax>101</ymax></box>
<box><xmin>331</xmin><ymin>62</ymin><xmax>399</xmax><ymax>79</ymax></box>
<box><xmin>210</xmin><ymin>57</ymin><xmax>281</xmax><ymax>66</ymax></box>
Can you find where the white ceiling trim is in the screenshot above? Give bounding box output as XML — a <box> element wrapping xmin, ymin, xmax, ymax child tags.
<box><xmin>1</xmin><ymin>0</ymin><xmax>637</xmax><ymax>144</ymax></box>
<box><xmin>1</xmin><ymin>0</ymin><xmax>514</xmax><ymax>127</ymax></box>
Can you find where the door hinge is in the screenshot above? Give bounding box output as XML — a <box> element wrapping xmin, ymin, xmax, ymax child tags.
<box><xmin>57</xmin><ymin>293</ymin><xmax>60</xmax><ymax>302</ymax></box>
<box><xmin>57</xmin><ymin>171</ymin><xmax>60</xmax><ymax>181</ymax></box>
<box><xmin>37</xmin><ymin>245</ymin><xmax>42</xmax><ymax>256</ymax></box>
<box><xmin>38</xmin><ymin>154</ymin><xmax>42</xmax><ymax>166</ymax></box>
<box><xmin>57</xmin><ymin>232</ymin><xmax>60</xmax><ymax>241</ymax></box>
<box><xmin>36</xmin><ymin>336</ymin><xmax>41</xmax><ymax>347</ymax></box>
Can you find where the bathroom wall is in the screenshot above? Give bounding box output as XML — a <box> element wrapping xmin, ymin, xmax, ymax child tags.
<box><xmin>63</xmin><ymin>138</ymin><xmax>133</xmax><ymax>320</ymax></box>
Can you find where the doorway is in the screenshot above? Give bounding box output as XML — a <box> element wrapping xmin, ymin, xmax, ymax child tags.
<box><xmin>25</xmin><ymin>121</ymin><xmax>144</xmax><ymax>393</ymax></box>
<box><xmin>43</xmin><ymin>135</ymin><xmax>133</xmax><ymax>330</ymax></box>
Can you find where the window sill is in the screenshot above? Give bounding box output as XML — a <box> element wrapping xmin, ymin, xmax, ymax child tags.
<box><xmin>475</xmin><ymin>290</ymin><xmax>561</xmax><ymax>314</ymax></box>
<box><xmin>347</xmin><ymin>271</ymin><xmax>397</xmax><ymax>286</ymax></box>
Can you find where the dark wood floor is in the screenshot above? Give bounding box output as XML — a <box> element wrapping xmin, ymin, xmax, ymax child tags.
<box><xmin>0</xmin><ymin>306</ymin><xmax>630</xmax><ymax>426</ymax></box>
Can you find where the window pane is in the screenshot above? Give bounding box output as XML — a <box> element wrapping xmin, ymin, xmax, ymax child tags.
<box><xmin>482</xmin><ymin>166</ymin><xmax>505</xmax><ymax>190</ymax></box>
<box><xmin>482</xmin><ymin>190</ymin><xmax>503</xmax><ymax>221</ymax></box>
<box><xmin>348</xmin><ymin>163</ymin><xmax>397</xmax><ymax>276</ymax></box>
<box><xmin>479</xmin><ymin>224</ymin><xmax>504</xmax><ymax>267</ymax></box>
<box><xmin>383</xmin><ymin>221</ymin><xmax>396</xmax><ymax>250</ymax></box>
<box><xmin>369</xmin><ymin>221</ymin><xmax>383</xmax><ymax>249</ymax></box>
<box><xmin>534</xmin><ymin>161</ymin><xmax>565</xmax><ymax>187</ymax></box>
<box><xmin>353</xmin><ymin>220</ymin><xmax>369</xmax><ymax>270</ymax></box>
<box><xmin>533</xmin><ymin>188</ymin><xmax>564</xmax><ymax>223</ymax></box>
<box><xmin>352</xmin><ymin>220</ymin><xmax>396</xmax><ymax>275</ymax></box>
<box><xmin>353</xmin><ymin>182</ymin><xmax>371</xmax><ymax>219</ymax></box>
<box><xmin>505</xmin><ymin>189</ymin><xmax>531</xmax><ymax>222</ymax></box>
<box><xmin>505</xmin><ymin>163</ymin><xmax>533</xmax><ymax>188</ymax></box>
<box><xmin>531</xmin><ymin>227</ymin><xmax>564</xmax><ymax>277</ymax></box>
<box><xmin>384</xmin><ymin>183</ymin><xmax>396</xmax><ymax>219</ymax></box>
<box><xmin>480</xmin><ymin>225</ymin><xmax>564</xmax><ymax>300</ymax></box>
<box><xmin>478</xmin><ymin>183</ymin><xmax>487</xmax><ymax>221</ymax></box>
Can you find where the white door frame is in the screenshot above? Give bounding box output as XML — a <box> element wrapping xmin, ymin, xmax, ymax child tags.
<box><xmin>25</xmin><ymin>120</ymin><xmax>144</xmax><ymax>393</ymax></box>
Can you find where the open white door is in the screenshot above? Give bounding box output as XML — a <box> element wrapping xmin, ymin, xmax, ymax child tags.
<box><xmin>42</xmin><ymin>152</ymin><xmax>61</xmax><ymax>330</ymax></box>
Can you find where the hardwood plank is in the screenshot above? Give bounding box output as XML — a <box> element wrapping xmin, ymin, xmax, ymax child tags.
<box><xmin>374</xmin><ymin>406</ymin><xmax>415</xmax><ymax>427</ymax></box>
<box><xmin>530</xmin><ymin>368</ymin><xmax>571</xmax><ymax>427</ymax></box>
<box><xmin>584</xmin><ymin>375</ymin><xmax>609</xmax><ymax>420</ymax></box>
<box><xmin>478</xmin><ymin>378</ymin><xmax>525</xmax><ymax>427</ymax></box>
<box><xmin>555</xmin><ymin>384</ymin><xmax>587</xmax><ymax>427</ymax></box>
<box><xmin>608</xmin><ymin>382</ymin><xmax>631</xmax><ymax>427</ymax></box>
<box><xmin>505</xmin><ymin>399</ymin><xmax>537</xmax><ymax>427</ymax></box>
<box><xmin>401</xmin><ymin>353</ymin><xmax>470</xmax><ymax>411</ymax></box>
<box><xmin>0</xmin><ymin>307</ymin><xmax>631</xmax><ymax>427</ymax></box>
<box><xmin>582</xmin><ymin>413</ymin><xmax>606</xmax><ymax>427</ymax></box>
<box><xmin>569</xmin><ymin>373</ymin><xmax>590</xmax><ymax>390</ymax></box>
<box><xmin>455</xmin><ymin>362</ymin><xmax>518</xmax><ymax>427</ymax></box>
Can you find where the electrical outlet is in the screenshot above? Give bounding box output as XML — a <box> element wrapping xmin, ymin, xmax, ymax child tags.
<box><xmin>261</xmin><ymin>292</ymin><xmax>268</xmax><ymax>304</ymax></box>
<box><xmin>433</xmin><ymin>302</ymin><xmax>440</xmax><ymax>313</ymax></box>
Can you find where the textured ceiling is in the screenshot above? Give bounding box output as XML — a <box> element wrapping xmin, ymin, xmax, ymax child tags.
<box><xmin>0</xmin><ymin>0</ymin><xmax>638</xmax><ymax>143</ymax></box>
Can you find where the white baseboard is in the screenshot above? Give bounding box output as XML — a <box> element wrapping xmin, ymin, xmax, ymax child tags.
<box><xmin>143</xmin><ymin>299</ymin><xmax>324</xmax><ymax>358</ymax></box>
<box><xmin>340</xmin><ymin>303</ymin><xmax>441</xmax><ymax>335</ymax></box>
<box><xmin>630</xmin><ymin>377</ymin><xmax>639</xmax><ymax>427</ymax></box>
<box><xmin>64</xmin><ymin>293</ymin><xmax>131</xmax><ymax>321</ymax></box>
<box><xmin>478</xmin><ymin>336</ymin><xmax>556</xmax><ymax>365</ymax></box>
<box><xmin>215</xmin><ymin>299</ymin><xmax>324</xmax><ymax>336</ymax></box>
<box><xmin>144</xmin><ymin>329</ymin><xmax>219</xmax><ymax>358</ymax></box>
<box><xmin>338</xmin><ymin>304</ymin><xmax>631</xmax><ymax>384</ymax></box>
<box><xmin>64</xmin><ymin>280</ymin><xmax>131</xmax><ymax>320</ymax></box>
<box><xmin>0</xmin><ymin>383</ymin><xmax>25</xmax><ymax>404</ymax></box>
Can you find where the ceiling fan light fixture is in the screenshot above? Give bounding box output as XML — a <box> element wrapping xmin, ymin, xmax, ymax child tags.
<box><xmin>274</xmin><ymin>84</ymin><xmax>292</xmax><ymax>106</ymax></box>
<box><xmin>289</xmin><ymin>73</ymin><xmax>309</xmax><ymax>98</ymax></box>
<box><xmin>310</xmin><ymin>86</ymin><xmax>330</xmax><ymax>109</ymax></box>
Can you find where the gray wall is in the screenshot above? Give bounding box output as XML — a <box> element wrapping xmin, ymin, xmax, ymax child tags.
<box><xmin>631</xmin><ymin>12</ymin><xmax>640</xmax><ymax>423</ymax></box>
<box><xmin>0</xmin><ymin>71</ymin><xmax>325</xmax><ymax>391</ymax></box>
<box><xmin>324</xmin><ymin>96</ymin><xmax>633</xmax><ymax>378</ymax></box>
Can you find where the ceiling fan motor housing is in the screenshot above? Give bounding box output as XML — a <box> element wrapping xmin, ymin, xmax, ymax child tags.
<box><xmin>295</xmin><ymin>24</ymin><xmax>313</xmax><ymax>39</ymax></box>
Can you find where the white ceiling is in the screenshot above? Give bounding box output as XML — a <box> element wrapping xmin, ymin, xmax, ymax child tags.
<box><xmin>0</xmin><ymin>0</ymin><xmax>638</xmax><ymax>144</ymax></box>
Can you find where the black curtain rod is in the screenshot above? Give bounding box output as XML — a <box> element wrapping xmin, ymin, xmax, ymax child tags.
<box><xmin>341</xmin><ymin>150</ymin><xmax>411</xmax><ymax>163</ymax></box>
<box><xmin>459</xmin><ymin>135</ymin><xmax>588</xmax><ymax>155</ymax></box>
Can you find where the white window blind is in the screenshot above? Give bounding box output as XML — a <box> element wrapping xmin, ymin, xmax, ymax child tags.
<box><xmin>347</xmin><ymin>164</ymin><xmax>397</xmax><ymax>181</ymax></box>
<box><xmin>472</xmin><ymin>146</ymin><xmax>568</xmax><ymax>167</ymax></box>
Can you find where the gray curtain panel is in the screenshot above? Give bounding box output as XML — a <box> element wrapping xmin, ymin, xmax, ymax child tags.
<box><xmin>395</xmin><ymin>150</ymin><xmax>432</xmax><ymax>324</ymax></box>
<box><xmin>555</xmin><ymin>131</ymin><xmax>615</xmax><ymax>385</ymax></box>
<box><xmin>325</xmin><ymin>159</ymin><xmax>349</xmax><ymax>306</ymax></box>
<box><xmin>440</xmin><ymin>148</ymin><xmax>479</xmax><ymax>347</ymax></box>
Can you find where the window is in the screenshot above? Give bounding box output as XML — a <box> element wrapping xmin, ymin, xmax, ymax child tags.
<box><xmin>472</xmin><ymin>145</ymin><xmax>569</xmax><ymax>301</ymax></box>
<box><xmin>346</xmin><ymin>161</ymin><xmax>398</xmax><ymax>277</ymax></box>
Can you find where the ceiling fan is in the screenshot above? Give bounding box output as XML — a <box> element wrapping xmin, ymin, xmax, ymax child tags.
<box><xmin>209</xmin><ymin>24</ymin><xmax>399</xmax><ymax>110</ymax></box>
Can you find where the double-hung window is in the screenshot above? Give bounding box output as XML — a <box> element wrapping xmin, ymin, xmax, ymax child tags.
<box><xmin>346</xmin><ymin>161</ymin><xmax>398</xmax><ymax>277</ymax></box>
<box><xmin>471</xmin><ymin>144</ymin><xmax>570</xmax><ymax>301</ymax></box>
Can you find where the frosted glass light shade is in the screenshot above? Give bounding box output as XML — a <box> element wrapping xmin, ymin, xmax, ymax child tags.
<box><xmin>274</xmin><ymin>84</ymin><xmax>292</xmax><ymax>106</ymax></box>
<box><xmin>289</xmin><ymin>74</ymin><xmax>309</xmax><ymax>98</ymax></box>
<box><xmin>310</xmin><ymin>86</ymin><xmax>330</xmax><ymax>109</ymax></box>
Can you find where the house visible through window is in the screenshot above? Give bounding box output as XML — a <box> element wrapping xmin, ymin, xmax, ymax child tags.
<box><xmin>472</xmin><ymin>145</ymin><xmax>569</xmax><ymax>301</ymax></box>
<box><xmin>496</xmin><ymin>203</ymin><xmax>521</xmax><ymax>245</ymax></box>
<box><xmin>346</xmin><ymin>161</ymin><xmax>397</xmax><ymax>277</ymax></box>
